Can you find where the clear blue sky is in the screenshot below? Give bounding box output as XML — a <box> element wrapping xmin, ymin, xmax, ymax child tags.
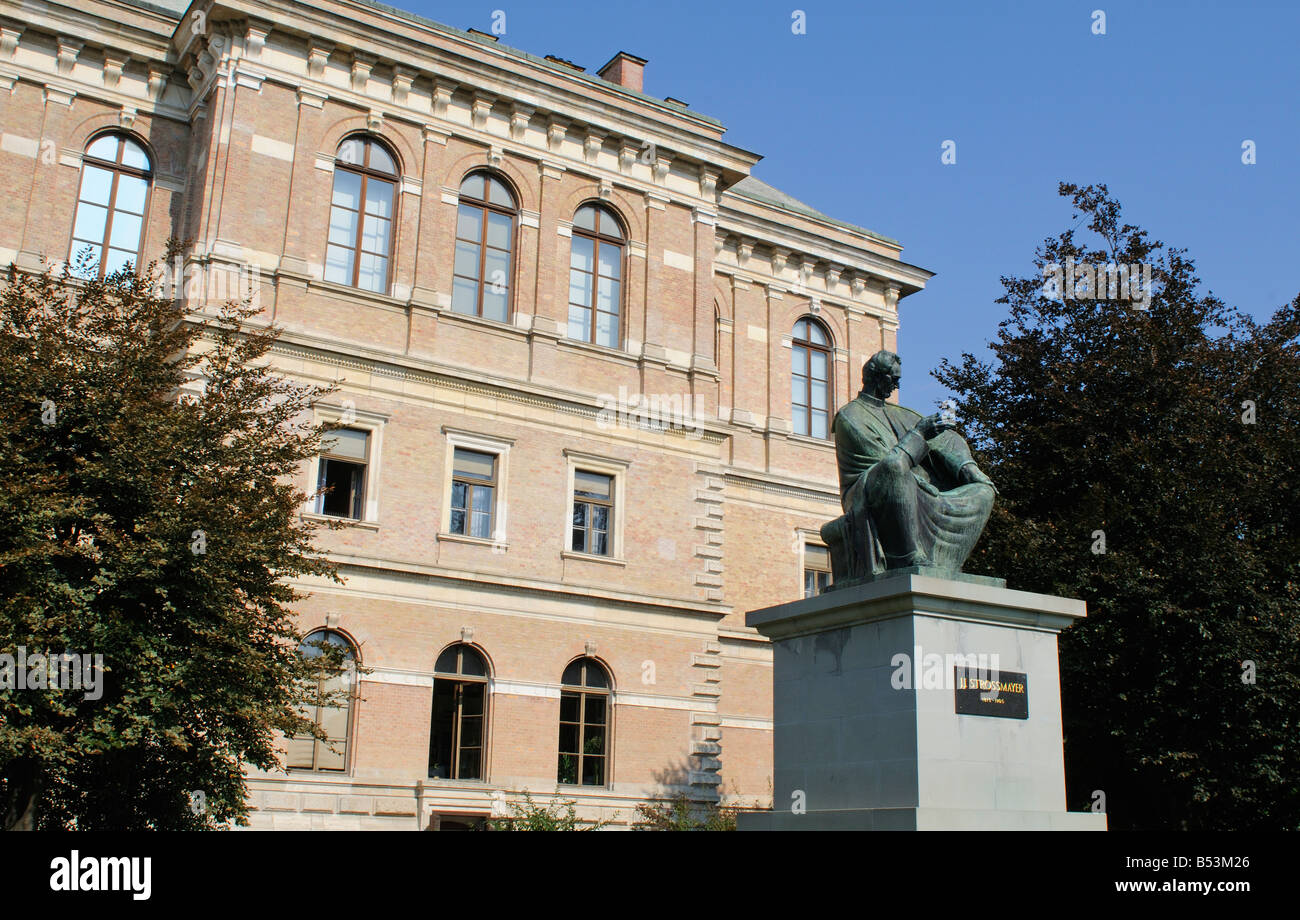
<box><xmin>405</xmin><ymin>0</ymin><xmax>1300</xmax><ymax>410</ymax></box>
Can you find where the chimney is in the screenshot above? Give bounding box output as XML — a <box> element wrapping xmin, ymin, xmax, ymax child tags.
<box><xmin>597</xmin><ymin>51</ymin><xmax>647</xmax><ymax>93</ymax></box>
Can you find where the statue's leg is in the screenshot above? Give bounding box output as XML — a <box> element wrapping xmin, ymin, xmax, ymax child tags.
<box><xmin>864</xmin><ymin>453</ymin><xmax>928</xmax><ymax>568</ymax></box>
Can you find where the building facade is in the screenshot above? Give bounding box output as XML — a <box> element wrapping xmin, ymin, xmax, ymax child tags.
<box><xmin>0</xmin><ymin>0</ymin><xmax>931</xmax><ymax>828</ymax></box>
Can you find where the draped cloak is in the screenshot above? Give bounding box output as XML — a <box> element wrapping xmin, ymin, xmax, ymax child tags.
<box><xmin>823</xmin><ymin>393</ymin><xmax>994</xmax><ymax>578</ymax></box>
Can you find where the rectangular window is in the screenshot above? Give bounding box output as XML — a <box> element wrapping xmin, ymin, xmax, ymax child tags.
<box><xmin>804</xmin><ymin>543</ymin><xmax>832</xmax><ymax>598</ymax></box>
<box><xmin>571</xmin><ymin>471</ymin><xmax>614</xmax><ymax>556</ymax></box>
<box><xmin>450</xmin><ymin>448</ymin><xmax>496</xmax><ymax>539</ymax></box>
<box><xmin>316</xmin><ymin>429</ymin><xmax>369</xmax><ymax>520</ymax></box>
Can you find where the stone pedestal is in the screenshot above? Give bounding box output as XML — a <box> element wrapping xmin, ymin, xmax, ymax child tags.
<box><xmin>738</xmin><ymin>573</ymin><xmax>1106</xmax><ymax>831</ymax></box>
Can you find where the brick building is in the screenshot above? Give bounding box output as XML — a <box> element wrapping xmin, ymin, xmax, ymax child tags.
<box><xmin>0</xmin><ymin>0</ymin><xmax>932</xmax><ymax>828</ymax></box>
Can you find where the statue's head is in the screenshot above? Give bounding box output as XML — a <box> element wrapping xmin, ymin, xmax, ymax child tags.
<box><xmin>862</xmin><ymin>350</ymin><xmax>902</xmax><ymax>399</ymax></box>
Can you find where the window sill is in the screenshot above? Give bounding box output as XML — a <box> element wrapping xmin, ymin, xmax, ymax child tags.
<box><xmin>562</xmin><ymin>550</ymin><xmax>626</xmax><ymax>567</ymax></box>
<box><xmin>786</xmin><ymin>432</ymin><xmax>835</xmax><ymax>448</ymax></box>
<box><xmin>302</xmin><ymin>512</ymin><xmax>380</xmax><ymax>531</ymax></box>
<box><xmin>438</xmin><ymin>531</ymin><xmax>506</xmax><ymax>550</ymax></box>
<box><xmin>423</xmin><ymin>776</ymin><xmax>489</xmax><ymax>786</ymax></box>
<box><xmin>308</xmin><ymin>277</ymin><xmax>408</xmax><ymax>313</ymax></box>
<box><xmin>555</xmin><ymin>336</ymin><xmax>638</xmax><ymax>366</ymax></box>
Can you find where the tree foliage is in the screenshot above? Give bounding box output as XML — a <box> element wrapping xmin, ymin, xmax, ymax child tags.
<box><xmin>935</xmin><ymin>183</ymin><xmax>1300</xmax><ymax>829</ymax></box>
<box><xmin>0</xmin><ymin>258</ymin><xmax>342</xmax><ymax>829</ymax></box>
<box><xmin>632</xmin><ymin>792</ymin><xmax>737</xmax><ymax>831</ymax></box>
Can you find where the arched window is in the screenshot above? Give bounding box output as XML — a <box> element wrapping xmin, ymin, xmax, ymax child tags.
<box><xmin>429</xmin><ymin>644</ymin><xmax>489</xmax><ymax>780</ymax></box>
<box><xmin>567</xmin><ymin>203</ymin><xmax>624</xmax><ymax>349</ymax></box>
<box><xmin>70</xmin><ymin>132</ymin><xmax>152</xmax><ymax>279</ymax></box>
<box><xmin>287</xmin><ymin>630</ymin><xmax>357</xmax><ymax>772</ymax></box>
<box><xmin>452</xmin><ymin>171</ymin><xmax>517</xmax><ymax>321</ymax></box>
<box><xmin>324</xmin><ymin>135</ymin><xmax>398</xmax><ymax>293</ymax></box>
<box><xmin>792</xmin><ymin>317</ymin><xmax>832</xmax><ymax>439</ymax></box>
<box><xmin>557</xmin><ymin>657</ymin><xmax>610</xmax><ymax>786</ymax></box>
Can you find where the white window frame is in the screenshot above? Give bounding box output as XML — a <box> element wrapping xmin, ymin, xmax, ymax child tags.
<box><xmin>308</xmin><ymin>404</ymin><xmax>388</xmax><ymax>526</ymax></box>
<box><xmin>562</xmin><ymin>449</ymin><xmax>629</xmax><ymax>564</ymax></box>
<box><xmin>440</xmin><ymin>427</ymin><xmax>514</xmax><ymax>548</ymax></box>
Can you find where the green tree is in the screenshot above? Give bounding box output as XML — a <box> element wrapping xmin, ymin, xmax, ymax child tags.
<box><xmin>632</xmin><ymin>792</ymin><xmax>737</xmax><ymax>831</ymax></box>
<box><xmin>485</xmin><ymin>791</ymin><xmax>612</xmax><ymax>830</ymax></box>
<box><xmin>935</xmin><ymin>183</ymin><xmax>1300</xmax><ymax>830</ymax></box>
<box><xmin>0</xmin><ymin>257</ymin><xmax>344</xmax><ymax>829</ymax></box>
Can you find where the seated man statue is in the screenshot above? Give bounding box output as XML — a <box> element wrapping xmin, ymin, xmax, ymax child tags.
<box><xmin>820</xmin><ymin>350</ymin><xmax>996</xmax><ymax>585</ymax></box>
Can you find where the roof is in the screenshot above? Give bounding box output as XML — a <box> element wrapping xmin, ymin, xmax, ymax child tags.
<box><xmin>728</xmin><ymin>175</ymin><xmax>899</xmax><ymax>246</ymax></box>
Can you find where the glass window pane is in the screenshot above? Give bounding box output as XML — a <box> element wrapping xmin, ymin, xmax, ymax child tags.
<box><xmin>792</xmin><ymin>375</ymin><xmax>805</xmax><ymax>406</ymax></box>
<box><xmin>591</xmin><ymin>505</ymin><xmax>609</xmax><ymax>531</ymax></box>
<box><xmin>452</xmin><ymin>278</ymin><xmax>478</xmax><ymax>314</ymax></box>
<box><xmin>315</xmin><ymin>741</ymin><xmax>345</xmax><ymax>771</ymax></box>
<box><xmin>596</xmin><ymin>310</ymin><xmax>618</xmax><ymax>349</ymax></box>
<box><xmin>73</xmin><ymin>203</ymin><xmax>108</xmax><ymax>246</ymax></box>
<box><xmin>120</xmin><ymin>138</ymin><xmax>150</xmax><ymax>171</ymax></box>
<box><xmin>69</xmin><ymin>243</ymin><xmax>102</xmax><ymax>278</ymax></box>
<box><xmin>805</xmin><ymin>544</ymin><xmax>830</xmax><ymax>568</ymax></box>
<box><xmin>454</xmin><ymin>448</ymin><xmax>495</xmax><ymax>480</ymax></box>
<box><xmin>362</xmin><ymin>215</ymin><xmax>391</xmax><ymax>255</ymax></box>
<box><xmin>597</xmin><ymin>243</ymin><xmax>621</xmax><ymax>279</ymax></box>
<box><xmin>560</xmin><ymin>693</ymin><xmax>579</xmax><ymax>722</ymax></box>
<box><xmin>599</xmin><ymin>208</ymin><xmax>619</xmax><ymax>237</ymax></box>
<box><xmin>324</xmin><ymin>244</ymin><xmax>354</xmax><ymax>284</ymax></box>
<box><xmin>574</xmin><ymin>471</ymin><xmax>612</xmax><ymax>500</ymax></box>
<box><xmin>367</xmin><ymin>143</ymin><xmax>396</xmax><ymax>175</ymax></box>
<box><xmin>811</xmin><ymin>378</ymin><xmax>828</xmax><ymax>411</ymax></box>
<box><xmin>471</xmin><ymin>482</ymin><xmax>494</xmax><ymax>510</ymax></box>
<box><xmin>103</xmin><ymin>248</ymin><xmax>133</xmax><ymax>276</ymax></box>
<box><xmin>450</xmin><ymin>509</ymin><xmax>466</xmax><ymax>534</ymax></box>
<box><xmin>584</xmin><ymin>693</ymin><xmax>607</xmax><ymax>721</ymax></box>
<box><xmin>322</xmin><ymin>427</ymin><xmax>368</xmax><ymax>460</ymax></box>
<box><xmin>486</xmin><ymin>211</ymin><xmax>512</xmax><ymax>250</ymax></box>
<box><xmin>583</xmin><ymin>724</ymin><xmax>605</xmax><ymax>755</ymax></box>
<box><xmin>568</xmin><ymin>271</ymin><xmax>592</xmax><ymax>309</ymax></box>
<box><xmin>812</xmin><ymin>411</ymin><xmax>829</xmax><ymax>440</ymax></box>
<box><xmin>481</xmin><ymin>288</ymin><xmax>508</xmax><ymax>323</ymax></box>
<box><xmin>329</xmin><ymin>206</ymin><xmax>358</xmax><ymax>247</ymax></box>
<box><xmin>487</xmin><ymin>177</ymin><xmax>514</xmax><ymax>207</ymax></box>
<box><xmin>108</xmin><ymin>211</ymin><xmax>142</xmax><ymax>252</ymax></box>
<box><xmin>113</xmin><ymin>176</ymin><xmax>148</xmax><ymax>215</ymax></box>
<box><xmin>460</xmin><ymin>173</ymin><xmax>485</xmax><ymax>200</ymax></box>
<box><xmin>596</xmin><ymin>277</ymin><xmax>619</xmax><ymax>312</ymax></box>
<box><xmin>86</xmin><ymin>135</ymin><xmax>119</xmax><ymax>161</ymax></box>
<box><xmin>435</xmin><ymin>648</ymin><xmax>460</xmax><ymax>673</ymax></box>
<box><xmin>337</xmin><ymin>138</ymin><xmax>365</xmax><ymax>165</ymax></box>
<box><xmin>78</xmin><ymin>166</ymin><xmax>114</xmax><ymax>207</ymax></box>
<box><xmin>581</xmin><ymin>756</ymin><xmax>604</xmax><ymax>786</ymax></box>
<box><xmin>454</xmin><ymin>240</ymin><xmax>481</xmax><ymax>280</ymax></box>
<box><xmin>457</xmin><ymin>748</ymin><xmax>481</xmax><ymax>780</ymax></box>
<box><xmin>364</xmin><ymin>179</ymin><xmax>393</xmax><ymax>220</ymax></box>
<box><xmin>332</xmin><ymin>170</ymin><xmax>362</xmax><ymax>211</ymax></box>
<box><xmin>470</xmin><ymin>509</ymin><xmax>491</xmax><ymax>539</ymax></box>
<box><xmin>460</xmin><ymin>651</ymin><xmax>487</xmax><ymax>678</ymax></box>
<box><xmin>792</xmin><ymin>345</ymin><xmax>808</xmax><ymax>377</ymax></box>
<box><xmin>319</xmin><ymin>703</ymin><xmax>349</xmax><ymax>738</ymax></box>
<box><xmin>285</xmin><ymin>736</ymin><xmax>316</xmax><ymax>769</ymax></box>
<box><xmin>357</xmin><ymin>254</ymin><xmax>387</xmax><ymax>292</ymax></box>
<box><xmin>569</xmin><ymin>235</ymin><xmax>593</xmax><ymax>272</ymax></box>
<box><xmin>559</xmin><ymin>722</ymin><xmax>579</xmax><ymax>754</ymax></box>
<box><xmin>573</xmin><ymin>205</ymin><xmax>596</xmax><ymax>232</ymax></box>
<box><xmin>811</xmin><ymin>350</ymin><xmax>828</xmax><ymax>380</ymax></box>
<box><xmin>456</xmin><ymin>204</ymin><xmax>483</xmax><ymax>242</ymax></box>
<box><xmin>567</xmin><ymin>307</ymin><xmax>591</xmax><ymax>342</ymax></box>
<box><xmin>484</xmin><ymin>249</ymin><xmax>510</xmax><ymax>291</ymax></box>
<box><xmin>792</xmin><ymin>404</ymin><xmax>809</xmax><ymax>436</ymax></box>
<box><xmin>592</xmin><ymin>530</ymin><xmax>609</xmax><ymax>556</ymax></box>
<box><xmin>451</xmin><ymin>480</ymin><xmax>468</xmax><ymax>512</ymax></box>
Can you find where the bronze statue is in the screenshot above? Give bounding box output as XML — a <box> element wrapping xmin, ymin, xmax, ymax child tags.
<box><xmin>820</xmin><ymin>350</ymin><xmax>995</xmax><ymax>586</ymax></box>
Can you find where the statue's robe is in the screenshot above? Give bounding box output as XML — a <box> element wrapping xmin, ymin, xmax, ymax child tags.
<box><xmin>821</xmin><ymin>393</ymin><xmax>994</xmax><ymax>579</ymax></box>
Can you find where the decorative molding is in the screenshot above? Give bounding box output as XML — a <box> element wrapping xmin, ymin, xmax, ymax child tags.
<box><xmin>509</xmin><ymin>102</ymin><xmax>533</xmax><ymax>141</ymax></box>
<box><xmin>56</xmin><ymin>37</ymin><xmax>83</xmax><ymax>76</ymax></box>
<box><xmin>431</xmin><ymin>78</ymin><xmax>455</xmax><ymax>117</ymax></box>
<box><xmin>618</xmin><ymin>139</ymin><xmax>637</xmax><ymax>173</ymax></box>
<box><xmin>0</xmin><ymin>27</ymin><xmax>21</xmax><ymax>60</ymax></box>
<box><xmin>366</xmin><ymin>109</ymin><xmax>384</xmax><ymax>132</ymax></box>
<box><xmin>102</xmin><ymin>52</ymin><xmax>127</xmax><ymax>89</ymax></box>
<box><xmin>583</xmin><ymin>128</ymin><xmax>604</xmax><ymax>164</ymax></box>
<box><xmin>244</xmin><ymin>21</ymin><xmax>269</xmax><ymax>59</ymax></box>
<box><xmin>118</xmin><ymin>106</ymin><xmax>137</xmax><ymax>128</ymax></box>
<box><xmin>306</xmin><ymin>41</ymin><xmax>331</xmax><ymax>78</ymax></box>
<box><xmin>699</xmin><ymin>168</ymin><xmax>719</xmax><ymax>200</ymax></box>
<box><xmin>471</xmin><ymin>92</ymin><xmax>494</xmax><ymax>129</ymax></box>
<box><xmin>391</xmin><ymin>66</ymin><xmax>415</xmax><ymax>105</ymax></box>
<box><xmin>770</xmin><ymin>246</ymin><xmax>789</xmax><ymax>275</ymax></box>
<box><xmin>297</xmin><ymin>87</ymin><xmax>326</xmax><ymax>108</ymax></box>
<box><xmin>147</xmin><ymin>66</ymin><xmax>167</xmax><ymax>100</ymax></box>
<box><xmin>546</xmin><ymin>115</ymin><xmax>567</xmax><ymax>153</ymax></box>
<box><xmin>653</xmin><ymin>153</ymin><xmax>671</xmax><ymax>184</ymax></box>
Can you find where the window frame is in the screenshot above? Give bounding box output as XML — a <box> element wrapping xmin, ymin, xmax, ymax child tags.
<box><xmin>791</xmin><ymin>317</ymin><xmax>834</xmax><ymax>440</ymax></box>
<box><xmin>324</xmin><ymin>134</ymin><xmax>399</xmax><ymax>294</ymax></box>
<box><xmin>557</xmin><ymin>657</ymin><xmax>613</xmax><ymax>788</ymax></box>
<box><xmin>308</xmin><ymin>405</ymin><xmax>388</xmax><ymax>525</ymax></box>
<box><xmin>567</xmin><ymin>203</ymin><xmax>626</xmax><ymax>349</ymax></box>
<box><xmin>449</xmin><ymin>447</ymin><xmax>498</xmax><ymax>540</ymax></box>
<box><xmin>69</xmin><ymin>131</ymin><xmax>154</xmax><ymax>281</ymax></box>
<box><xmin>561</xmin><ymin>450</ymin><xmax>629</xmax><ymax>563</ymax></box>
<box><xmin>286</xmin><ymin>629</ymin><xmax>359</xmax><ymax>774</ymax></box>
<box><xmin>316</xmin><ymin>429</ymin><xmax>370</xmax><ymax>521</ymax></box>
<box><xmin>440</xmin><ymin>427</ymin><xmax>514</xmax><ymax>547</ymax></box>
<box><xmin>803</xmin><ymin>540</ymin><xmax>832</xmax><ymax>598</ymax></box>
<box><xmin>451</xmin><ymin>170</ymin><xmax>519</xmax><ymax>322</ymax></box>
<box><xmin>428</xmin><ymin>643</ymin><xmax>491</xmax><ymax>782</ymax></box>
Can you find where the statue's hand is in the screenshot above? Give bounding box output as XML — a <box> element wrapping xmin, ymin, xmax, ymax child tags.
<box><xmin>916</xmin><ymin>412</ymin><xmax>958</xmax><ymax>440</ymax></box>
<box><xmin>960</xmin><ymin>463</ymin><xmax>998</xmax><ymax>493</ymax></box>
